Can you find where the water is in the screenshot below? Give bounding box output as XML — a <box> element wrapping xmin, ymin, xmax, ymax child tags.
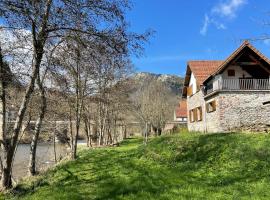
<box><xmin>12</xmin><ymin>140</ymin><xmax>85</xmax><ymax>181</ymax></box>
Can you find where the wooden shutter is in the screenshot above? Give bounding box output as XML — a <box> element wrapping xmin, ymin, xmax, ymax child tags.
<box><xmin>193</xmin><ymin>109</ymin><xmax>197</xmax><ymax>121</ymax></box>
<box><xmin>187</xmin><ymin>85</ymin><xmax>193</xmax><ymax>96</ymax></box>
<box><xmin>199</xmin><ymin>107</ymin><xmax>202</xmax><ymax>121</ymax></box>
<box><xmin>189</xmin><ymin>110</ymin><xmax>192</xmax><ymax>122</ymax></box>
<box><xmin>196</xmin><ymin>84</ymin><xmax>200</xmax><ymax>92</ymax></box>
<box><xmin>212</xmin><ymin>100</ymin><xmax>216</xmax><ymax>111</ymax></box>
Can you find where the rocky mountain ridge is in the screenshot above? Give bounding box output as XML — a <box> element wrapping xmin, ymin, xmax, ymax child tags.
<box><xmin>132</xmin><ymin>72</ymin><xmax>184</xmax><ymax>96</ymax></box>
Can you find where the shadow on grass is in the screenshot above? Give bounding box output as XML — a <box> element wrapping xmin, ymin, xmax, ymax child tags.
<box><xmin>10</xmin><ymin>133</ymin><xmax>270</xmax><ymax>199</ymax></box>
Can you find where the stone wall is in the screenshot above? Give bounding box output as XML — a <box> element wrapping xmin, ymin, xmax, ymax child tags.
<box><xmin>218</xmin><ymin>91</ymin><xmax>270</xmax><ymax>132</ymax></box>
<box><xmin>188</xmin><ymin>90</ymin><xmax>270</xmax><ymax>133</ymax></box>
<box><xmin>187</xmin><ymin>91</ymin><xmax>206</xmax><ymax>132</ymax></box>
<box><xmin>204</xmin><ymin>95</ymin><xmax>221</xmax><ymax>132</ymax></box>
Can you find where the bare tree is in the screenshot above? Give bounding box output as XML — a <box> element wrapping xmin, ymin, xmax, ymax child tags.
<box><xmin>130</xmin><ymin>79</ymin><xmax>176</xmax><ymax>143</ymax></box>
<box><xmin>28</xmin><ymin>71</ymin><xmax>47</xmax><ymax>176</ymax></box>
<box><xmin>0</xmin><ymin>0</ymin><xmax>140</xmax><ymax>189</ymax></box>
<box><xmin>148</xmin><ymin>80</ymin><xmax>176</xmax><ymax>136</ymax></box>
<box><xmin>0</xmin><ymin>46</ymin><xmax>8</xmax><ymax>186</ymax></box>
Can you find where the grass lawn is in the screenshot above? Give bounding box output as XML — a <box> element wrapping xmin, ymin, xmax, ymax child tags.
<box><xmin>3</xmin><ymin>132</ymin><xmax>270</xmax><ymax>199</ymax></box>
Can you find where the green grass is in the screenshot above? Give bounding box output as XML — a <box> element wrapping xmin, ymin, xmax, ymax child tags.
<box><xmin>4</xmin><ymin>132</ymin><xmax>270</xmax><ymax>199</ymax></box>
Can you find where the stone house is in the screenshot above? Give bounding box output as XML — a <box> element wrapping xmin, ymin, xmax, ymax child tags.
<box><xmin>182</xmin><ymin>41</ymin><xmax>270</xmax><ymax>133</ymax></box>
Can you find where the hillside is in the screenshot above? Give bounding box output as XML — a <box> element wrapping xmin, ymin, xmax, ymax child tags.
<box><xmin>132</xmin><ymin>72</ymin><xmax>184</xmax><ymax>96</ymax></box>
<box><xmin>5</xmin><ymin>132</ymin><xmax>270</xmax><ymax>200</ymax></box>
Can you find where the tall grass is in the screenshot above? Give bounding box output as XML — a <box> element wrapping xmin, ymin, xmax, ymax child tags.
<box><xmin>4</xmin><ymin>132</ymin><xmax>270</xmax><ymax>199</ymax></box>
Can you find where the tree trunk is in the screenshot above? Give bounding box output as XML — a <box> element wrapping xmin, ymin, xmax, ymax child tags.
<box><xmin>143</xmin><ymin>123</ymin><xmax>148</xmax><ymax>145</ymax></box>
<box><xmin>107</xmin><ymin>127</ymin><xmax>112</xmax><ymax>145</ymax></box>
<box><xmin>1</xmin><ymin>154</ymin><xmax>12</xmax><ymax>190</ymax></box>
<box><xmin>112</xmin><ymin>119</ymin><xmax>118</xmax><ymax>144</ymax></box>
<box><xmin>1</xmin><ymin>42</ymin><xmax>46</xmax><ymax>189</ymax></box>
<box><xmin>157</xmin><ymin>128</ymin><xmax>162</xmax><ymax>136</ymax></box>
<box><xmin>53</xmin><ymin>122</ymin><xmax>57</xmax><ymax>163</ymax></box>
<box><xmin>28</xmin><ymin>74</ymin><xmax>47</xmax><ymax>176</ymax></box>
<box><xmin>0</xmin><ymin>46</ymin><xmax>10</xmax><ymax>189</ymax></box>
<box><xmin>71</xmin><ymin>117</ymin><xmax>79</xmax><ymax>160</ymax></box>
<box><xmin>71</xmin><ymin>99</ymin><xmax>83</xmax><ymax>159</ymax></box>
<box><xmin>84</xmin><ymin>118</ymin><xmax>92</xmax><ymax>147</ymax></box>
<box><xmin>123</xmin><ymin>125</ymin><xmax>127</xmax><ymax>139</ymax></box>
<box><xmin>98</xmin><ymin>106</ymin><xmax>104</xmax><ymax>146</ymax></box>
<box><xmin>71</xmin><ymin>62</ymin><xmax>83</xmax><ymax>159</ymax></box>
<box><xmin>0</xmin><ymin>0</ymin><xmax>52</xmax><ymax>188</ymax></box>
<box><xmin>87</xmin><ymin>122</ymin><xmax>92</xmax><ymax>147</ymax></box>
<box><xmin>69</xmin><ymin>110</ymin><xmax>74</xmax><ymax>158</ymax></box>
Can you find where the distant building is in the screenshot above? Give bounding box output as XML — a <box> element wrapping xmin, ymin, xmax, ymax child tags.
<box><xmin>182</xmin><ymin>41</ymin><xmax>270</xmax><ymax>133</ymax></box>
<box><xmin>174</xmin><ymin>100</ymin><xmax>187</xmax><ymax>123</ymax></box>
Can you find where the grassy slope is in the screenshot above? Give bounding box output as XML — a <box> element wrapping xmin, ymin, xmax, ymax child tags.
<box><xmin>4</xmin><ymin>132</ymin><xmax>270</xmax><ymax>200</ymax></box>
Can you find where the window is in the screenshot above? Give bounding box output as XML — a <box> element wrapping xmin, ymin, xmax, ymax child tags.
<box><xmin>196</xmin><ymin>107</ymin><xmax>203</xmax><ymax>121</ymax></box>
<box><xmin>206</xmin><ymin>100</ymin><xmax>216</xmax><ymax>113</ymax></box>
<box><xmin>189</xmin><ymin>109</ymin><xmax>197</xmax><ymax>122</ymax></box>
<box><xmin>189</xmin><ymin>107</ymin><xmax>202</xmax><ymax>122</ymax></box>
<box><xmin>228</xmin><ymin>69</ymin><xmax>235</xmax><ymax>77</ymax></box>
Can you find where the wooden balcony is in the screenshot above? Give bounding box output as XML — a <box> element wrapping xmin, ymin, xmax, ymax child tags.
<box><xmin>205</xmin><ymin>78</ymin><xmax>270</xmax><ymax>95</ymax></box>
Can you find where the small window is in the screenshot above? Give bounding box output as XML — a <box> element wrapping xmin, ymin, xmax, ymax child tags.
<box><xmin>189</xmin><ymin>108</ymin><xmax>202</xmax><ymax>122</ymax></box>
<box><xmin>206</xmin><ymin>100</ymin><xmax>216</xmax><ymax>113</ymax></box>
<box><xmin>196</xmin><ymin>107</ymin><xmax>203</xmax><ymax>121</ymax></box>
<box><xmin>228</xmin><ymin>69</ymin><xmax>235</xmax><ymax>77</ymax></box>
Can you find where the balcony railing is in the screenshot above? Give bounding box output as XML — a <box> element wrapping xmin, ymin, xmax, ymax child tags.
<box><xmin>206</xmin><ymin>78</ymin><xmax>270</xmax><ymax>95</ymax></box>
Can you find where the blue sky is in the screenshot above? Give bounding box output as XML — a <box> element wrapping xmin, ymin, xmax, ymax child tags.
<box><xmin>127</xmin><ymin>0</ymin><xmax>270</xmax><ymax>76</ymax></box>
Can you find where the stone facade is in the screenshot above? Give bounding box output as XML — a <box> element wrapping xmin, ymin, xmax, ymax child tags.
<box><xmin>187</xmin><ymin>90</ymin><xmax>220</xmax><ymax>132</ymax></box>
<box><xmin>218</xmin><ymin>91</ymin><xmax>270</xmax><ymax>132</ymax></box>
<box><xmin>187</xmin><ymin>91</ymin><xmax>206</xmax><ymax>132</ymax></box>
<box><xmin>187</xmin><ymin>90</ymin><xmax>270</xmax><ymax>133</ymax></box>
<box><xmin>204</xmin><ymin>95</ymin><xmax>220</xmax><ymax>132</ymax></box>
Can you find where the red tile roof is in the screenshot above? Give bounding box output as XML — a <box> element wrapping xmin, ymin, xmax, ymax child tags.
<box><xmin>175</xmin><ymin>100</ymin><xmax>187</xmax><ymax>118</ymax></box>
<box><xmin>187</xmin><ymin>60</ymin><xmax>223</xmax><ymax>86</ymax></box>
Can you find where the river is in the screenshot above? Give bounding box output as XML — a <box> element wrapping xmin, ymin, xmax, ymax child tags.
<box><xmin>12</xmin><ymin>140</ymin><xmax>86</xmax><ymax>181</ymax></box>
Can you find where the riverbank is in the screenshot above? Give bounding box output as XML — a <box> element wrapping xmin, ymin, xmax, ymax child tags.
<box><xmin>18</xmin><ymin>132</ymin><xmax>86</xmax><ymax>144</ymax></box>
<box><xmin>11</xmin><ymin>140</ymin><xmax>88</xmax><ymax>181</ymax></box>
<box><xmin>3</xmin><ymin>132</ymin><xmax>270</xmax><ymax>199</ymax></box>
<box><xmin>12</xmin><ymin>142</ymin><xmax>69</xmax><ymax>181</ymax></box>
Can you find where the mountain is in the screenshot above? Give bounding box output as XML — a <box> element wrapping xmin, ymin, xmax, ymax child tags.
<box><xmin>131</xmin><ymin>72</ymin><xmax>184</xmax><ymax>96</ymax></box>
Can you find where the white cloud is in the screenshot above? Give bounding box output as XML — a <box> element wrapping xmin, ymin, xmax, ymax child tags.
<box><xmin>212</xmin><ymin>20</ymin><xmax>227</xmax><ymax>30</ymax></box>
<box><xmin>200</xmin><ymin>0</ymin><xmax>246</xmax><ymax>35</ymax></box>
<box><xmin>212</xmin><ymin>0</ymin><xmax>246</xmax><ymax>18</ymax></box>
<box><xmin>200</xmin><ymin>15</ymin><xmax>210</xmax><ymax>36</ymax></box>
<box><xmin>200</xmin><ymin>14</ymin><xmax>227</xmax><ymax>36</ymax></box>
